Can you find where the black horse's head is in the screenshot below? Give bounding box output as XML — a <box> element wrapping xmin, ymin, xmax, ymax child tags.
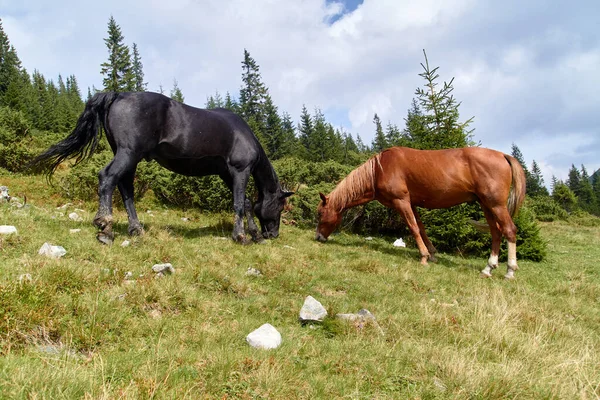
<box><xmin>254</xmin><ymin>188</ymin><xmax>293</xmax><ymax>238</ymax></box>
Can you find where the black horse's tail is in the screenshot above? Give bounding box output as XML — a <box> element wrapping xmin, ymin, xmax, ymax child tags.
<box><xmin>29</xmin><ymin>92</ymin><xmax>119</xmax><ymax>177</ymax></box>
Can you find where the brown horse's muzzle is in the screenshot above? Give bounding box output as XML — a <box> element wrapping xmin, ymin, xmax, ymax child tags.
<box><xmin>315</xmin><ymin>232</ymin><xmax>328</xmax><ymax>242</ymax></box>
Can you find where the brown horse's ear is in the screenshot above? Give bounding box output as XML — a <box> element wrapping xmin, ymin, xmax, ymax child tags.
<box><xmin>319</xmin><ymin>192</ymin><xmax>327</xmax><ymax>205</ymax></box>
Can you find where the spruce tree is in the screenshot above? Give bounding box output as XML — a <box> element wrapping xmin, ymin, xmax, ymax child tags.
<box><xmin>239</xmin><ymin>49</ymin><xmax>268</xmax><ymax>141</ymax></box>
<box><xmin>511</xmin><ymin>143</ymin><xmax>531</xmax><ymax>180</ymax></box>
<box><xmin>170</xmin><ymin>79</ymin><xmax>184</xmax><ymax>103</ymax></box>
<box><xmin>131</xmin><ymin>43</ymin><xmax>146</xmax><ymax>91</ymax></box>
<box><xmin>411</xmin><ymin>50</ymin><xmax>474</xmax><ymax>149</ymax></box>
<box><xmin>0</xmin><ymin>19</ymin><xmax>23</xmax><ymax>105</ymax></box>
<box><xmin>298</xmin><ymin>105</ymin><xmax>313</xmax><ymax>159</ymax></box>
<box><xmin>385</xmin><ymin>121</ymin><xmax>404</xmax><ymax>147</ymax></box>
<box><xmin>100</xmin><ymin>16</ymin><xmax>134</xmax><ymax>92</ymax></box>
<box><xmin>280</xmin><ymin>112</ymin><xmax>298</xmax><ymax>158</ymax></box>
<box><xmin>263</xmin><ymin>94</ymin><xmax>284</xmax><ymax>159</ymax></box>
<box><xmin>206</xmin><ymin>91</ymin><xmax>224</xmax><ymax>108</ymax></box>
<box><xmin>578</xmin><ymin>165</ymin><xmax>595</xmax><ymax>211</ymax></box>
<box><xmin>566</xmin><ymin>164</ymin><xmax>581</xmax><ymax>198</ymax></box>
<box><xmin>371</xmin><ymin>113</ymin><xmax>387</xmax><ymax>152</ymax></box>
<box><xmin>529</xmin><ymin>160</ymin><xmax>549</xmax><ymax>197</ymax></box>
<box><xmin>224</xmin><ymin>92</ymin><xmax>238</xmax><ymax>112</ymax></box>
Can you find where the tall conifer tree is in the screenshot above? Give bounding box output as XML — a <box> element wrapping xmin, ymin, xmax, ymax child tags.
<box><xmin>100</xmin><ymin>16</ymin><xmax>134</xmax><ymax>92</ymax></box>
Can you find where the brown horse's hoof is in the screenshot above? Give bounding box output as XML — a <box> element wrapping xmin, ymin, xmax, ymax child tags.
<box><xmin>428</xmin><ymin>255</ymin><xmax>438</xmax><ymax>263</ymax></box>
<box><xmin>97</xmin><ymin>232</ymin><xmax>114</xmax><ymax>246</ymax></box>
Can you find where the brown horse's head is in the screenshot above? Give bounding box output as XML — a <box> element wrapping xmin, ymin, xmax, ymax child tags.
<box><xmin>315</xmin><ymin>192</ymin><xmax>342</xmax><ymax>242</ymax></box>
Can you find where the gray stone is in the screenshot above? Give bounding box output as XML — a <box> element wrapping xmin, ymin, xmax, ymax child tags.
<box><xmin>0</xmin><ymin>225</ymin><xmax>17</xmax><ymax>235</ymax></box>
<box><xmin>336</xmin><ymin>308</ymin><xmax>384</xmax><ymax>335</ymax></box>
<box><xmin>69</xmin><ymin>228</ymin><xmax>81</xmax><ymax>234</ymax></box>
<box><xmin>121</xmin><ymin>240</ymin><xmax>131</xmax><ymax>247</ymax></box>
<box><xmin>38</xmin><ymin>242</ymin><xmax>67</xmax><ymax>259</ymax></box>
<box><xmin>124</xmin><ymin>271</ymin><xmax>134</xmax><ymax>280</ymax></box>
<box><xmin>152</xmin><ymin>263</ymin><xmax>175</xmax><ymax>275</ymax></box>
<box><xmin>299</xmin><ymin>295</ymin><xmax>328</xmax><ymax>322</ymax></box>
<box><xmin>68</xmin><ymin>212</ymin><xmax>82</xmax><ymax>221</ymax></box>
<box><xmin>18</xmin><ymin>273</ymin><xmax>32</xmax><ymax>284</ymax></box>
<box><xmin>246</xmin><ymin>323</ymin><xmax>282</xmax><ymax>350</ymax></box>
<box><xmin>246</xmin><ymin>267</ymin><xmax>262</xmax><ymax>277</ymax></box>
<box><xmin>0</xmin><ymin>186</ymin><xmax>10</xmax><ymax>202</ymax></box>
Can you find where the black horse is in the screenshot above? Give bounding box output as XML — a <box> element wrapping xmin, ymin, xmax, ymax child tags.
<box><xmin>31</xmin><ymin>91</ymin><xmax>293</xmax><ymax>244</ymax></box>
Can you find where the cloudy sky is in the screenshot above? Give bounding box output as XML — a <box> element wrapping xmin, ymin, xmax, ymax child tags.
<box><xmin>2</xmin><ymin>0</ymin><xmax>599</xmax><ymax>184</ymax></box>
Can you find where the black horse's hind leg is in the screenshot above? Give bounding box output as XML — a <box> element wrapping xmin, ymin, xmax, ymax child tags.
<box><xmin>118</xmin><ymin>168</ymin><xmax>144</xmax><ymax>236</ymax></box>
<box><xmin>94</xmin><ymin>150</ymin><xmax>139</xmax><ymax>245</ymax></box>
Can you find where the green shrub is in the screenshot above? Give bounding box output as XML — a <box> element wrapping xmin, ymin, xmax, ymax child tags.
<box><xmin>0</xmin><ymin>107</ymin><xmax>35</xmax><ymax>172</ymax></box>
<box><xmin>527</xmin><ymin>196</ymin><xmax>569</xmax><ymax>222</ymax></box>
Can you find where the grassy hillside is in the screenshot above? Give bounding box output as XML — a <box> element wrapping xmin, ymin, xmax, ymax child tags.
<box><xmin>0</xmin><ymin>173</ymin><xmax>599</xmax><ymax>399</ymax></box>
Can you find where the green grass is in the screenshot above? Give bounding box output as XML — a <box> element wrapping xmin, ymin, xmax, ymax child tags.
<box><xmin>1</xmin><ymin>173</ymin><xmax>599</xmax><ymax>399</ymax></box>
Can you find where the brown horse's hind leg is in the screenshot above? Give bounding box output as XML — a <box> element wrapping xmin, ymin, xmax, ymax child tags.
<box><xmin>490</xmin><ymin>205</ymin><xmax>519</xmax><ymax>279</ymax></box>
<box><xmin>413</xmin><ymin>206</ymin><xmax>437</xmax><ymax>262</ymax></box>
<box><xmin>392</xmin><ymin>199</ymin><xmax>430</xmax><ymax>265</ymax></box>
<box><xmin>480</xmin><ymin>205</ymin><xmax>502</xmax><ymax>277</ymax></box>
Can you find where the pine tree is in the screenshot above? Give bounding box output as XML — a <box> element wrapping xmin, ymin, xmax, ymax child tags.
<box><xmin>566</xmin><ymin>164</ymin><xmax>581</xmax><ymax>198</ymax></box>
<box><xmin>371</xmin><ymin>113</ymin><xmax>387</xmax><ymax>152</ymax></box>
<box><xmin>263</xmin><ymin>94</ymin><xmax>284</xmax><ymax>159</ymax></box>
<box><xmin>100</xmin><ymin>16</ymin><xmax>134</xmax><ymax>92</ymax></box>
<box><xmin>206</xmin><ymin>91</ymin><xmax>224</xmax><ymax>108</ymax></box>
<box><xmin>131</xmin><ymin>43</ymin><xmax>146</xmax><ymax>92</ymax></box>
<box><xmin>298</xmin><ymin>105</ymin><xmax>313</xmax><ymax>159</ymax></box>
<box><xmin>511</xmin><ymin>143</ymin><xmax>531</xmax><ymax>181</ymax></box>
<box><xmin>310</xmin><ymin>109</ymin><xmax>330</xmax><ymax>162</ymax></box>
<box><xmin>170</xmin><ymin>79</ymin><xmax>184</xmax><ymax>103</ymax></box>
<box><xmin>529</xmin><ymin>160</ymin><xmax>549</xmax><ymax>197</ymax></box>
<box><xmin>578</xmin><ymin>165</ymin><xmax>595</xmax><ymax>211</ymax></box>
<box><xmin>0</xmin><ymin>19</ymin><xmax>23</xmax><ymax>105</ymax></box>
<box><xmin>411</xmin><ymin>50</ymin><xmax>475</xmax><ymax>149</ymax></box>
<box><xmin>239</xmin><ymin>49</ymin><xmax>268</xmax><ymax>140</ymax></box>
<box><xmin>385</xmin><ymin>121</ymin><xmax>404</xmax><ymax>147</ymax></box>
<box><xmin>280</xmin><ymin>112</ymin><xmax>298</xmax><ymax>158</ymax></box>
<box><xmin>224</xmin><ymin>92</ymin><xmax>239</xmax><ymax>112</ymax></box>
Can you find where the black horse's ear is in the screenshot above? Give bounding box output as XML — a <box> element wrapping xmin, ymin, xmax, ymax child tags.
<box><xmin>281</xmin><ymin>191</ymin><xmax>294</xmax><ymax>199</ymax></box>
<box><xmin>319</xmin><ymin>192</ymin><xmax>327</xmax><ymax>205</ymax></box>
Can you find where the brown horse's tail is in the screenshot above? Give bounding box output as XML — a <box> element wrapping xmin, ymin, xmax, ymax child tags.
<box><xmin>469</xmin><ymin>153</ymin><xmax>527</xmax><ymax>232</ymax></box>
<box><xmin>504</xmin><ymin>154</ymin><xmax>527</xmax><ymax>218</ymax></box>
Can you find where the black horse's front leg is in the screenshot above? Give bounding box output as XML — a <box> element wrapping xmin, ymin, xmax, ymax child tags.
<box><xmin>230</xmin><ymin>168</ymin><xmax>250</xmax><ymax>244</ymax></box>
<box><xmin>245</xmin><ymin>199</ymin><xmax>264</xmax><ymax>243</ymax></box>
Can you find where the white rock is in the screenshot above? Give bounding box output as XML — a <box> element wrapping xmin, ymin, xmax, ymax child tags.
<box><xmin>0</xmin><ymin>225</ymin><xmax>17</xmax><ymax>235</ymax></box>
<box><xmin>246</xmin><ymin>267</ymin><xmax>262</xmax><ymax>277</ymax></box>
<box><xmin>57</xmin><ymin>203</ymin><xmax>72</xmax><ymax>209</ymax></box>
<box><xmin>124</xmin><ymin>271</ymin><xmax>134</xmax><ymax>280</ymax></box>
<box><xmin>152</xmin><ymin>263</ymin><xmax>174</xmax><ymax>275</ymax></box>
<box><xmin>18</xmin><ymin>273</ymin><xmax>32</xmax><ymax>283</ymax></box>
<box><xmin>181</xmin><ymin>217</ymin><xmax>189</xmax><ymax>222</ymax></box>
<box><xmin>365</xmin><ymin>236</ymin><xmax>373</xmax><ymax>241</ymax></box>
<box><xmin>68</xmin><ymin>212</ymin><xmax>82</xmax><ymax>221</ymax></box>
<box><xmin>246</xmin><ymin>323</ymin><xmax>282</xmax><ymax>350</ymax></box>
<box><xmin>393</xmin><ymin>238</ymin><xmax>406</xmax><ymax>247</ymax></box>
<box><xmin>69</xmin><ymin>229</ymin><xmax>81</xmax><ymax>234</ymax></box>
<box><xmin>0</xmin><ymin>186</ymin><xmax>10</xmax><ymax>202</ymax></box>
<box><xmin>299</xmin><ymin>295</ymin><xmax>328</xmax><ymax>322</ymax></box>
<box><xmin>38</xmin><ymin>242</ymin><xmax>67</xmax><ymax>259</ymax></box>
<box><xmin>121</xmin><ymin>240</ymin><xmax>130</xmax><ymax>247</ymax></box>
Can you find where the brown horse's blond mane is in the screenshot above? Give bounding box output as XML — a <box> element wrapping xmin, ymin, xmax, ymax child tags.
<box><xmin>327</xmin><ymin>154</ymin><xmax>380</xmax><ymax>212</ymax></box>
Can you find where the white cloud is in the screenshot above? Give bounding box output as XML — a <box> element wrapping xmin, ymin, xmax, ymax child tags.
<box><xmin>2</xmin><ymin>0</ymin><xmax>599</xmax><ymax>180</ymax></box>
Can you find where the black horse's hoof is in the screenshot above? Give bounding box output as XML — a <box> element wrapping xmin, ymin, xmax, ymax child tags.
<box><xmin>97</xmin><ymin>232</ymin><xmax>114</xmax><ymax>245</ymax></box>
<box><xmin>128</xmin><ymin>226</ymin><xmax>144</xmax><ymax>236</ymax></box>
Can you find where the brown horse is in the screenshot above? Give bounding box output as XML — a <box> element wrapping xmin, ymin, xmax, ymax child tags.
<box><xmin>315</xmin><ymin>146</ymin><xmax>526</xmax><ymax>279</ymax></box>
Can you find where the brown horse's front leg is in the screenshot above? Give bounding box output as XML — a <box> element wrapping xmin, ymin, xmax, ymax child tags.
<box><xmin>391</xmin><ymin>199</ymin><xmax>430</xmax><ymax>265</ymax></box>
